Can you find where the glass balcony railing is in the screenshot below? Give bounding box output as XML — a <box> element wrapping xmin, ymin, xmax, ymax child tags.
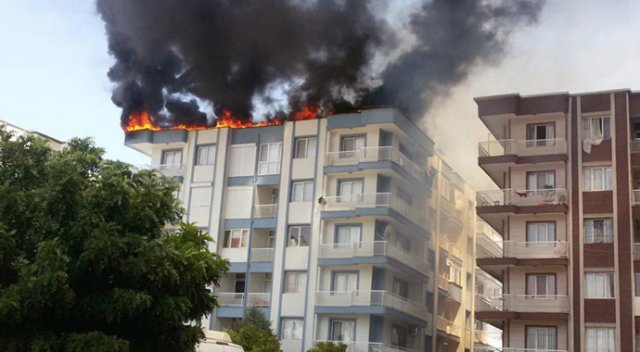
<box><xmin>476</xmin><ymin>188</ymin><xmax>568</xmax><ymax>207</ymax></box>
<box><xmin>216</xmin><ymin>292</ymin><xmax>244</xmax><ymax>307</ymax></box>
<box><xmin>314</xmin><ymin>291</ymin><xmax>429</xmax><ymax>321</ymax></box>
<box><xmin>478</xmin><ymin>138</ymin><xmax>567</xmax><ymax>158</ymax></box>
<box><xmin>322</xmin><ymin>193</ymin><xmax>426</xmax><ymax>228</ymax></box>
<box><xmin>324</xmin><ymin>146</ymin><xmax>427</xmax><ymax>182</ymax></box>
<box><xmin>253</xmin><ymin>204</ymin><xmax>278</xmax><ymax>218</ymax></box>
<box><xmin>317</xmin><ymin>241</ymin><xmax>429</xmax><ymax>273</ymax></box>
<box><xmin>246</xmin><ymin>292</ymin><xmax>271</xmax><ymax>307</ymax></box>
<box><xmin>476</xmin><ymin>240</ymin><xmax>568</xmax><ymax>259</ymax></box>
<box><xmin>250</xmin><ymin>248</ymin><xmax>275</xmax><ymax>262</ymax></box>
<box><xmin>475</xmin><ymin>294</ymin><xmax>569</xmax><ymax>313</ymax></box>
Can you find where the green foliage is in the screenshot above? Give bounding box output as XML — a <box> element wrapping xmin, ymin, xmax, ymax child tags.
<box><xmin>0</xmin><ymin>129</ymin><xmax>229</xmax><ymax>352</ymax></box>
<box><xmin>227</xmin><ymin>307</ymin><xmax>280</xmax><ymax>352</ymax></box>
<box><xmin>307</xmin><ymin>341</ymin><xmax>347</xmax><ymax>352</ymax></box>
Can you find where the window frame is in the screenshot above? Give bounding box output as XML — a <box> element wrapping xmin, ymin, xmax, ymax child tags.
<box><xmin>294</xmin><ymin>137</ymin><xmax>317</xmax><ymax>159</ymax></box>
<box><xmin>525</xmin><ymin>273</ymin><xmax>557</xmax><ymax>297</ymax></box>
<box><xmin>328</xmin><ymin>319</ymin><xmax>357</xmax><ymax>342</ymax></box>
<box><xmin>526</xmin><ymin>122</ymin><xmax>556</xmax><ymax>147</ymax></box>
<box><xmin>337</xmin><ymin>178</ymin><xmax>364</xmax><ymax>202</ymax></box>
<box><xmin>585</xmin><ymin>326</ymin><xmax>615</xmax><ymax>352</ymax></box>
<box><xmin>291</xmin><ymin>180</ymin><xmax>314</xmax><ymax>202</ymax></box>
<box><xmin>584</xmin><ymin>272</ymin><xmax>615</xmax><ymax>299</ymax></box>
<box><xmin>280</xmin><ymin>318</ymin><xmax>304</xmax><ymax>341</ymax></box>
<box><xmin>283</xmin><ymin>271</ymin><xmax>307</xmax><ymax>294</ymax></box>
<box><xmin>525</xmin><ymin>325</ymin><xmax>558</xmax><ymax>350</ymax></box>
<box><xmin>584</xmin><ymin>218</ymin><xmax>614</xmax><ymax>244</ymax></box>
<box><xmin>223</xmin><ymin>229</ymin><xmax>249</xmax><ymax>249</ymax></box>
<box><xmin>583</xmin><ymin>165</ymin><xmax>613</xmax><ymax>191</ymax></box>
<box><xmin>287</xmin><ymin>225</ymin><xmax>310</xmax><ymax>247</ymax></box>
<box><xmin>331</xmin><ymin>271</ymin><xmax>359</xmax><ymax>292</ymax></box>
<box><xmin>161</xmin><ymin>149</ymin><xmax>183</xmax><ymax>167</ymax></box>
<box><xmin>582</xmin><ymin>116</ymin><xmax>611</xmax><ymax>140</ymax></box>
<box><xmin>258</xmin><ymin>142</ymin><xmax>282</xmax><ymax>175</ymax></box>
<box><xmin>526</xmin><ymin>170</ymin><xmax>556</xmax><ymax>190</ymax></box>
<box><xmin>390</xmin><ymin>324</ymin><xmax>409</xmax><ymax>349</ymax></box>
<box><xmin>334</xmin><ymin>224</ymin><xmax>362</xmax><ymax>246</ymax></box>
<box><xmin>526</xmin><ymin>221</ymin><xmax>557</xmax><ymax>243</ymax></box>
<box><xmin>195</xmin><ymin>144</ymin><xmax>216</xmax><ymax>165</ymax></box>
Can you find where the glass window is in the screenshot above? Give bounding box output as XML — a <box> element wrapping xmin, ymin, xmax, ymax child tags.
<box><xmin>448</xmin><ymin>260</ymin><xmax>462</xmax><ymax>286</ymax></box>
<box><xmin>526</xmin><ymin>274</ymin><xmax>556</xmax><ymax>297</ymax></box>
<box><xmin>584</xmin><ymin>218</ymin><xmax>614</xmax><ymax>243</ymax></box>
<box><xmin>196</xmin><ymin>144</ymin><xmax>216</xmax><ymax>165</ymax></box>
<box><xmin>287</xmin><ymin>226</ymin><xmax>310</xmax><ymax>247</ymax></box>
<box><xmin>223</xmin><ymin>229</ymin><xmax>249</xmax><ymax>248</ymax></box>
<box><xmin>335</xmin><ymin>225</ymin><xmax>361</xmax><ymax>246</ymax></box>
<box><xmin>527</xmin><ymin>123</ymin><xmax>556</xmax><ymax>146</ymax></box>
<box><xmin>391</xmin><ymin>325</ymin><xmax>408</xmax><ymax>348</ymax></box>
<box><xmin>527</xmin><ymin>222</ymin><xmax>556</xmax><ymax>242</ymax></box>
<box><xmin>583</xmin><ymin>116</ymin><xmax>611</xmax><ymax>140</ymax></box>
<box><xmin>526</xmin><ymin>326</ymin><xmax>557</xmax><ymax>350</ymax></box>
<box><xmin>635</xmin><ymin>273</ymin><xmax>640</xmax><ymax>297</ymax></box>
<box><xmin>392</xmin><ymin>232</ymin><xmax>411</xmax><ymax>252</ymax></box>
<box><xmin>330</xmin><ymin>320</ymin><xmax>355</xmax><ymax>342</ymax></box>
<box><xmin>585</xmin><ymin>272</ymin><xmax>615</xmax><ymax>298</ymax></box>
<box><xmin>258</xmin><ymin>142</ymin><xmax>282</xmax><ymax>175</ymax></box>
<box><xmin>338</xmin><ymin>179</ymin><xmax>363</xmax><ymax>202</ymax></box>
<box><xmin>332</xmin><ymin>272</ymin><xmax>358</xmax><ymax>292</ymax></box>
<box><xmin>295</xmin><ymin>137</ymin><xmax>317</xmax><ymax>159</ymax></box>
<box><xmin>583</xmin><ymin>166</ymin><xmax>613</xmax><ymax>191</ymax></box>
<box><xmin>281</xmin><ymin>319</ymin><xmax>303</xmax><ymax>340</ymax></box>
<box><xmin>291</xmin><ymin>181</ymin><xmax>314</xmax><ymax>202</ymax></box>
<box><xmin>284</xmin><ymin>271</ymin><xmax>307</xmax><ymax>293</ymax></box>
<box><xmin>527</xmin><ymin>171</ymin><xmax>555</xmax><ymax>190</ymax></box>
<box><xmin>585</xmin><ymin>327</ymin><xmax>615</xmax><ymax>352</ymax></box>
<box><xmin>161</xmin><ymin>150</ymin><xmax>183</xmax><ymax>167</ymax></box>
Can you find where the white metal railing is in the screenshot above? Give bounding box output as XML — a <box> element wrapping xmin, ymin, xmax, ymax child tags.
<box><xmin>317</xmin><ymin>241</ymin><xmax>429</xmax><ymax>273</ymax></box>
<box><xmin>322</xmin><ymin>193</ymin><xmax>426</xmax><ymax>228</ymax></box>
<box><xmin>314</xmin><ymin>291</ymin><xmax>429</xmax><ymax>321</ymax></box>
<box><xmin>478</xmin><ymin>138</ymin><xmax>567</xmax><ymax>157</ymax></box>
<box><xmin>253</xmin><ymin>204</ymin><xmax>278</xmax><ymax>218</ymax></box>
<box><xmin>476</xmin><ymin>188</ymin><xmax>568</xmax><ymax>207</ymax></box>
<box><xmin>633</xmin><ymin>190</ymin><xmax>640</xmax><ymax>205</ymax></box>
<box><xmin>631</xmin><ymin>140</ymin><xmax>640</xmax><ymax>154</ymax></box>
<box><xmin>324</xmin><ymin>146</ymin><xmax>427</xmax><ymax>182</ymax></box>
<box><xmin>476</xmin><ymin>294</ymin><xmax>569</xmax><ymax>313</ymax></box>
<box><xmin>436</xmin><ymin>316</ymin><xmax>461</xmax><ymax>336</ymax></box>
<box><xmin>216</xmin><ymin>292</ymin><xmax>244</xmax><ymax>307</ymax></box>
<box><xmin>474</xmin><ymin>349</ymin><xmax>568</xmax><ymax>352</ymax></box>
<box><xmin>250</xmin><ymin>247</ymin><xmax>275</xmax><ymax>262</ymax></box>
<box><xmin>313</xmin><ymin>341</ymin><xmax>416</xmax><ymax>352</ymax></box>
<box><xmin>246</xmin><ymin>292</ymin><xmax>271</xmax><ymax>307</ymax></box>
<box><xmin>477</xmin><ymin>240</ymin><xmax>567</xmax><ymax>259</ymax></box>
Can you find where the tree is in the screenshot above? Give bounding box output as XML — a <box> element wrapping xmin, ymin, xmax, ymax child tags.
<box><xmin>227</xmin><ymin>307</ymin><xmax>280</xmax><ymax>352</ymax></box>
<box><xmin>0</xmin><ymin>130</ymin><xmax>229</xmax><ymax>352</ymax></box>
<box><xmin>307</xmin><ymin>341</ymin><xmax>347</xmax><ymax>352</ymax></box>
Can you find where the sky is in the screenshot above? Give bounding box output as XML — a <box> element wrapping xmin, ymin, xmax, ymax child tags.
<box><xmin>0</xmin><ymin>0</ymin><xmax>639</xmax><ymax>190</ymax></box>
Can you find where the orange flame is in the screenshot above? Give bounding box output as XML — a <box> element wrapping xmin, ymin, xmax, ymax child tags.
<box><xmin>123</xmin><ymin>105</ymin><xmax>321</xmax><ymax>132</ymax></box>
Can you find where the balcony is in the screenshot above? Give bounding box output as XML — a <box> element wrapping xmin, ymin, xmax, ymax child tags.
<box><xmin>475</xmin><ymin>294</ymin><xmax>569</xmax><ymax>313</ymax></box>
<box><xmin>246</xmin><ymin>292</ymin><xmax>271</xmax><ymax>307</ymax></box>
<box><xmin>313</xmin><ymin>341</ymin><xmax>416</xmax><ymax>352</ymax></box>
<box><xmin>436</xmin><ymin>316</ymin><xmax>461</xmax><ymax>337</ymax></box>
<box><xmin>315</xmin><ymin>291</ymin><xmax>429</xmax><ymax>323</ymax></box>
<box><xmin>217</xmin><ymin>292</ymin><xmax>244</xmax><ymax>307</ymax></box>
<box><xmin>250</xmin><ymin>248</ymin><xmax>275</xmax><ymax>263</ymax></box>
<box><xmin>317</xmin><ymin>241</ymin><xmax>429</xmax><ymax>274</ymax></box>
<box><xmin>324</xmin><ymin>146</ymin><xmax>428</xmax><ymax>183</ymax></box>
<box><xmin>322</xmin><ymin>193</ymin><xmax>426</xmax><ymax>229</ymax></box>
<box><xmin>474</xmin><ymin>349</ymin><xmax>568</xmax><ymax>352</ymax></box>
<box><xmin>148</xmin><ymin>163</ymin><xmax>185</xmax><ymax>178</ymax></box>
<box><xmin>253</xmin><ymin>204</ymin><xmax>278</xmax><ymax>218</ymax></box>
<box><xmin>477</xmin><ymin>240</ymin><xmax>568</xmax><ymax>259</ymax></box>
<box><xmin>476</xmin><ymin>189</ymin><xmax>568</xmax><ymax>234</ymax></box>
<box><xmin>437</xmin><ymin>274</ymin><xmax>449</xmax><ymax>291</ymax></box>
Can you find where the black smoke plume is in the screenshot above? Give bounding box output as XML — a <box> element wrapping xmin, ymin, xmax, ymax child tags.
<box><xmin>97</xmin><ymin>0</ymin><xmax>545</xmax><ymax>127</ymax></box>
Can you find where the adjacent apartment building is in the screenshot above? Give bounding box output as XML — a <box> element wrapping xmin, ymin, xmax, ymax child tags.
<box><xmin>125</xmin><ymin>108</ymin><xmax>476</xmax><ymax>352</ymax></box>
<box><xmin>474</xmin><ymin>89</ymin><xmax>640</xmax><ymax>352</ymax></box>
<box><xmin>1</xmin><ymin>119</ymin><xmax>66</xmax><ymax>150</ymax></box>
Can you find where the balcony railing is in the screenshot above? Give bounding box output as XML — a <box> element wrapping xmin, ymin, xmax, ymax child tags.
<box><xmin>474</xmin><ymin>349</ymin><xmax>568</xmax><ymax>352</ymax></box>
<box><xmin>436</xmin><ymin>316</ymin><xmax>461</xmax><ymax>337</ymax></box>
<box><xmin>325</xmin><ymin>146</ymin><xmax>427</xmax><ymax>182</ymax></box>
<box><xmin>145</xmin><ymin>163</ymin><xmax>185</xmax><ymax>178</ymax></box>
<box><xmin>217</xmin><ymin>292</ymin><xmax>244</xmax><ymax>307</ymax></box>
<box><xmin>437</xmin><ymin>274</ymin><xmax>449</xmax><ymax>291</ymax></box>
<box><xmin>315</xmin><ymin>291</ymin><xmax>429</xmax><ymax>321</ymax></box>
<box><xmin>632</xmin><ymin>190</ymin><xmax>640</xmax><ymax>205</ymax></box>
<box><xmin>478</xmin><ymin>138</ymin><xmax>567</xmax><ymax>158</ymax></box>
<box><xmin>250</xmin><ymin>247</ymin><xmax>275</xmax><ymax>262</ymax></box>
<box><xmin>475</xmin><ymin>294</ymin><xmax>569</xmax><ymax>313</ymax></box>
<box><xmin>317</xmin><ymin>241</ymin><xmax>429</xmax><ymax>273</ymax></box>
<box><xmin>322</xmin><ymin>193</ymin><xmax>426</xmax><ymax>228</ymax></box>
<box><xmin>253</xmin><ymin>204</ymin><xmax>278</xmax><ymax>218</ymax></box>
<box><xmin>246</xmin><ymin>292</ymin><xmax>271</xmax><ymax>307</ymax></box>
<box><xmin>476</xmin><ymin>233</ymin><xmax>504</xmax><ymax>258</ymax></box>
<box><xmin>476</xmin><ymin>188</ymin><xmax>568</xmax><ymax>207</ymax></box>
<box><xmin>313</xmin><ymin>341</ymin><xmax>416</xmax><ymax>352</ymax></box>
<box><xmin>476</xmin><ymin>240</ymin><xmax>568</xmax><ymax>259</ymax></box>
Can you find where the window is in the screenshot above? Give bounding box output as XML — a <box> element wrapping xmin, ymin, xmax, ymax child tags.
<box><xmin>527</xmin><ymin>123</ymin><xmax>555</xmax><ymax>146</ymax></box>
<box><xmin>291</xmin><ymin>181</ymin><xmax>314</xmax><ymax>202</ymax></box>
<box><xmin>392</xmin><ymin>232</ymin><xmax>411</xmax><ymax>252</ymax></box>
<box><xmin>392</xmin><ymin>277</ymin><xmax>409</xmax><ymax>299</ymax></box>
<box><xmin>527</xmin><ymin>171</ymin><xmax>555</xmax><ymax>190</ymax></box>
<box><xmin>585</xmin><ymin>272</ymin><xmax>615</xmax><ymax>298</ymax></box>
<box><xmin>295</xmin><ymin>137</ymin><xmax>317</xmax><ymax>159</ymax></box>
<box><xmin>228</xmin><ymin>144</ymin><xmax>256</xmax><ymax>177</ymax></box>
<box><xmin>583</xmin><ymin>116</ymin><xmax>611</xmax><ymax>140</ymax></box>
<box><xmin>161</xmin><ymin>149</ymin><xmax>182</xmax><ymax>167</ymax></box>
<box><xmin>448</xmin><ymin>260</ymin><xmax>462</xmax><ymax>286</ymax></box>
<box><xmin>335</xmin><ymin>225</ymin><xmax>361</xmax><ymax>246</ymax></box>
<box><xmin>583</xmin><ymin>166</ymin><xmax>612</xmax><ymax>191</ymax></box>
<box><xmin>526</xmin><ymin>274</ymin><xmax>556</xmax><ymax>297</ymax></box>
<box><xmin>223</xmin><ymin>229</ymin><xmax>249</xmax><ymax>248</ymax></box>
<box><xmin>195</xmin><ymin>144</ymin><xmax>216</xmax><ymax>165</ymax></box>
<box><xmin>340</xmin><ymin>135</ymin><xmax>365</xmax><ymax>158</ymax></box>
<box><xmin>391</xmin><ymin>325</ymin><xmax>408</xmax><ymax>348</ymax></box>
<box><xmin>330</xmin><ymin>320</ymin><xmax>355</xmax><ymax>342</ymax></box>
<box><xmin>332</xmin><ymin>272</ymin><xmax>358</xmax><ymax>292</ymax></box>
<box><xmin>526</xmin><ymin>326</ymin><xmax>557</xmax><ymax>350</ymax></box>
<box><xmin>584</xmin><ymin>218</ymin><xmax>614</xmax><ymax>243</ymax></box>
<box><xmin>288</xmin><ymin>226</ymin><xmax>310</xmax><ymax>247</ymax></box>
<box><xmin>441</xmin><ymin>178</ymin><xmax>453</xmax><ymax>201</ymax></box>
<box><xmin>281</xmin><ymin>319</ymin><xmax>303</xmax><ymax>340</ymax></box>
<box><xmin>635</xmin><ymin>273</ymin><xmax>640</xmax><ymax>297</ymax></box>
<box><xmin>234</xmin><ymin>273</ymin><xmax>245</xmax><ymax>293</ymax></box>
<box><xmin>527</xmin><ymin>222</ymin><xmax>556</xmax><ymax>242</ymax></box>
<box><xmin>258</xmin><ymin>142</ymin><xmax>282</xmax><ymax>175</ymax></box>
<box><xmin>338</xmin><ymin>179</ymin><xmax>363</xmax><ymax>202</ymax></box>
<box><xmin>284</xmin><ymin>271</ymin><xmax>307</xmax><ymax>293</ymax></box>
<box><xmin>585</xmin><ymin>327</ymin><xmax>615</xmax><ymax>352</ymax></box>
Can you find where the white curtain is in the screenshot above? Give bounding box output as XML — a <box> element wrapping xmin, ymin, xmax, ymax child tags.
<box><xmin>527</xmin><ymin>326</ymin><xmax>557</xmax><ymax>349</ymax></box>
<box><xmin>586</xmin><ymin>327</ymin><xmax>615</xmax><ymax>352</ymax></box>
<box><xmin>585</xmin><ymin>273</ymin><xmax>614</xmax><ymax>298</ymax></box>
